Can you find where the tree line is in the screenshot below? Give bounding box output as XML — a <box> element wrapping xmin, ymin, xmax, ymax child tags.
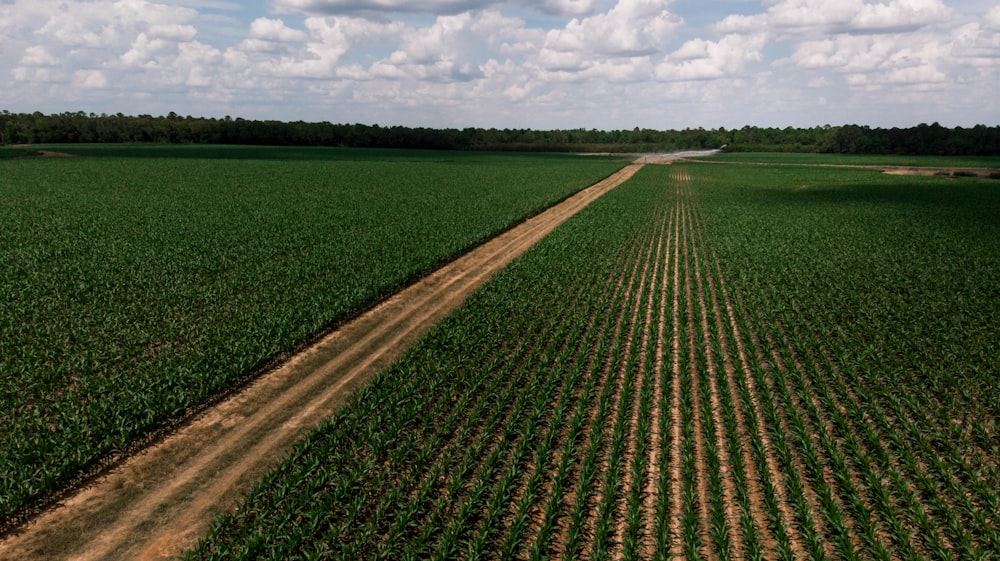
<box><xmin>2</xmin><ymin>110</ymin><xmax>998</xmax><ymax>155</ymax></box>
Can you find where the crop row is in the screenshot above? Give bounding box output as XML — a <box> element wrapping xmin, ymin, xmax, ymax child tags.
<box><xmin>188</xmin><ymin>162</ymin><xmax>999</xmax><ymax>559</ymax></box>
<box><xmin>0</xmin><ymin>148</ymin><xmax>626</xmax><ymax>527</ymax></box>
<box><xmin>694</xmin><ymin>163</ymin><xmax>1000</xmax><ymax>559</ymax></box>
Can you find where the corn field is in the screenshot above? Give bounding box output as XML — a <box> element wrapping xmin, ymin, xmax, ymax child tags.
<box><xmin>189</xmin><ymin>163</ymin><xmax>1000</xmax><ymax>560</ymax></box>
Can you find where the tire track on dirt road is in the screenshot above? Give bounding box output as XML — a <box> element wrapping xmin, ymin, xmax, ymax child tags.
<box><xmin>0</xmin><ymin>164</ymin><xmax>642</xmax><ymax>561</ymax></box>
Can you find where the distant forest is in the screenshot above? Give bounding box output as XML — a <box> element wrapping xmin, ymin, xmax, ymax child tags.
<box><xmin>2</xmin><ymin>110</ymin><xmax>999</xmax><ymax>155</ymax></box>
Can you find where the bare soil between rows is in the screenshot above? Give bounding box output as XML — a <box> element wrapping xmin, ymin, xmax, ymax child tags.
<box><xmin>0</xmin><ymin>164</ymin><xmax>642</xmax><ymax>561</ymax></box>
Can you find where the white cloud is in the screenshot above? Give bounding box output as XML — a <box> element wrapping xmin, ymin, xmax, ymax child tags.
<box><xmin>950</xmin><ymin>21</ymin><xmax>1000</xmax><ymax>67</ymax></box>
<box><xmin>148</xmin><ymin>24</ymin><xmax>198</xmax><ymax>41</ymax></box>
<box><xmin>239</xmin><ymin>18</ymin><xmax>308</xmax><ymax>53</ymax></box>
<box><xmin>656</xmin><ymin>33</ymin><xmax>766</xmax><ymax>81</ymax></box>
<box><xmin>0</xmin><ymin>0</ymin><xmax>996</xmax><ymax>130</ymax></box>
<box><xmin>75</xmin><ymin>69</ymin><xmax>110</xmax><ymax>89</ymax></box>
<box><xmin>851</xmin><ymin>0</ymin><xmax>952</xmax><ymax>33</ymax></box>
<box><xmin>543</xmin><ymin>0</ymin><xmax>682</xmax><ymax>59</ymax></box>
<box><xmin>175</xmin><ymin>41</ymin><xmax>224</xmax><ymax>86</ymax></box>
<box><xmin>766</xmin><ymin>0</ymin><xmax>860</xmax><ymax>32</ymax></box>
<box><xmin>12</xmin><ymin>67</ymin><xmax>64</xmax><ymax>83</ymax></box>
<box><xmin>273</xmin><ymin>0</ymin><xmax>495</xmax><ymax>15</ymax></box>
<box><xmin>4</xmin><ymin>0</ymin><xmax>205</xmax><ymax>95</ymax></box>
<box><xmin>120</xmin><ymin>33</ymin><xmax>172</xmax><ymax>68</ymax></box>
<box><xmin>787</xmin><ymin>31</ymin><xmax>955</xmax><ymax>90</ymax></box>
<box><xmin>537</xmin><ymin>0</ymin><xmax>596</xmax><ymax>17</ymax></box>
<box><xmin>986</xmin><ymin>5</ymin><xmax>1000</xmax><ymax>29</ymax></box>
<box><xmin>883</xmin><ymin>64</ymin><xmax>946</xmax><ymax>84</ymax></box>
<box><xmin>371</xmin><ymin>12</ymin><xmax>495</xmax><ymax>81</ymax></box>
<box><xmin>807</xmin><ymin>76</ymin><xmax>829</xmax><ymax>88</ymax></box>
<box><xmin>711</xmin><ymin>13</ymin><xmax>767</xmax><ymax>35</ymax></box>
<box><xmin>789</xmin><ymin>35</ymin><xmax>897</xmax><ymax>72</ymax></box>
<box><xmin>752</xmin><ymin>0</ymin><xmax>952</xmax><ymax>35</ymax></box>
<box><xmin>249</xmin><ymin>18</ymin><xmax>308</xmax><ymax>42</ymax></box>
<box><xmin>19</xmin><ymin>46</ymin><xmax>60</xmax><ymax>67</ymax></box>
<box><xmin>243</xmin><ymin>16</ymin><xmax>404</xmax><ymax>79</ymax></box>
<box><xmin>32</xmin><ymin>0</ymin><xmax>199</xmax><ymax>48</ymax></box>
<box><xmin>271</xmin><ymin>0</ymin><xmax>596</xmax><ymax>17</ymax></box>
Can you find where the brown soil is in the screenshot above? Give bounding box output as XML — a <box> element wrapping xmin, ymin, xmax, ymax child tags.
<box><xmin>0</xmin><ymin>164</ymin><xmax>641</xmax><ymax>561</ymax></box>
<box><xmin>694</xmin><ymin>213</ymin><xmax>779</xmax><ymax>554</ymax></box>
<box><xmin>666</xmin><ymin>197</ymin><xmax>685</xmax><ymax>559</ymax></box>
<box><xmin>881</xmin><ymin>166</ymin><xmax>997</xmax><ymax>178</ymax></box>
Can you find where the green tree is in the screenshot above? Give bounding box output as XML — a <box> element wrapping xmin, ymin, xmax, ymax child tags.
<box><xmin>2</xmin><ymin>120</ymin><xmax>16</xmax><ymax>145</ymax></box>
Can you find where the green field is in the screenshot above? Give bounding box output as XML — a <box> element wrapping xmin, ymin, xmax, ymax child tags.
<box><xmin>0</xmin><ymin>146</ymin><xmax>628</xmax><ymax>526</ymax></box>
<box><xmin>187</xmin><ymin>161</ymin><xmax>1000</xmax><ymax>560</ymax></box>
<box><xmin>693</xmin><ymin>151</ymin><xmax>1000</xmax><ymax>168</ymax></box>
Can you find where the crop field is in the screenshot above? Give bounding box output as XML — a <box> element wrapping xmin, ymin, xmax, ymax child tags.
<box><xmin>187</xmin><ymin>162</ymin><xmax>999</xmax><ymax>560</ymax></box>
<box><xmin>0</xmin><ymin>146</ymin><xmax>627</xmax><ymax>527</ymax></box>
<box><xmin>688</xmin><ymin>151</ymin><xmax>1000</xmax><ymax>169</ymax></box>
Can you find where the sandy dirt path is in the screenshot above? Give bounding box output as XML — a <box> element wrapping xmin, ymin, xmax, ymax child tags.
<box><xmin>0</xmin><ymin>164</ymin><xmax>642</xmax><ymax>561</ymax></box>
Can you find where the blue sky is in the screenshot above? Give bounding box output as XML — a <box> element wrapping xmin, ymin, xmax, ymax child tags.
<box><xmin>2</xmin><ymin>0</ymin><xmax>998</xmax><ymax>130</ymax></box>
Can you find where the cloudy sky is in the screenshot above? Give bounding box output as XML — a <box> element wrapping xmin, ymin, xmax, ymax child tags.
<box><xmin>1</xmin><ymin>0</ymin><xmax>998</xmax><ymax>130</ymax></box>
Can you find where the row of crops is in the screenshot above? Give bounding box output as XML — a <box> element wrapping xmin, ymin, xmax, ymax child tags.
<box><xmin>0</xmin><ymin>147</ymin><xmax>627</xmax><ymax>527</ymax></box>
<box><xmin>188</xmin><ymin>162</ymin><xmax>999</xmax><ymax>559</ymax></box>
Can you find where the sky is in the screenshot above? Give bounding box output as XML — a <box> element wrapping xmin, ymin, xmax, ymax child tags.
<box><xmin>1</xmin><ymin>0</ymin><xmax>999</xmax><ymax>130</ymax></box>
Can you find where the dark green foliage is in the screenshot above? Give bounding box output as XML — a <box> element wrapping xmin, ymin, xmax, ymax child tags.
<box><xmin>0</xmin><ymin>148</ymin><xmax>624</xmax><ymax>527</ymax></box>
<box><xmin>188</xmin><ymin>161</ymin><xmax>998</xmax><ymax>560</ymax></box>
<box><xmin>3</xmin><ymin>110</ymin><xmax>1000</xmax><ymax>155</ymax></box>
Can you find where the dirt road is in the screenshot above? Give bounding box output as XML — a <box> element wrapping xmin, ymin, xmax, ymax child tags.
<box><xmin>0</xmin><ymin>164</ymin><xmax>642</xmax><ymax>561</ymax></box>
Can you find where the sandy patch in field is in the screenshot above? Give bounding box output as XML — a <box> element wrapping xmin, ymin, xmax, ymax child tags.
<box><xmin>881</xmin><ymin>166</ymin><xmax>999</xmax><ymax>178</ymax></box>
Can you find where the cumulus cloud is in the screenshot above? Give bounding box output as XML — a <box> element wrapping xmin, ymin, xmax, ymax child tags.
<box><xmin>5</xmin><ymin>0</ymin><xmax>204</xmax><ymax>92</ymax></box>
<box><xmin>950</xmin><ymin>21</ymin><xmax>1000</xmax><ymax>66</ymax></box>
<box><xmin>537</xmin><ymin>0</ymin><xmax>596</xmax><ymax>17</ymax></box>
<box><xmin>1</xmin><ymin>0</ymin><xmax>996</xmax><ymax>129</ymax></box>
<box><xmin>148</xmin><ymin>24</ymin><xmax>198</xmax><ymax>41</ymax></box>
<box><xmin>572</xmin><ymin>0</ymin><xmax>680</xmax><ymax>55</ymax></box>
<box><xmin>789</xmin><ymin>35</ymin><xmax>896</xmax><ymax>72</ymax></box>
<box><xmin>239</xmin><ymin>17</ymin><xmax>308</xmax><ymax>53</ymax></box>
<box><xmin>249</xmin><ymin>18</ymin><xmax>308</xmax><ymax>42</ymax></box>
<box><xmin>850</xmin><ymin>0</ymin><xmax>952</xmax><ymax>33</ymax></box>
<box><xmin>245</xmin><ymin>16</ymin><xmax>404</xmax><ymax>79</ymax></box>
<box><xmin>75</xmin><ymin>69</ymin><xmax>110</xmax><ymax>89</ymax></box>
<box><xmin>367</xmin><ymin>11</ymin><xmax>510</xmax><ymax>81</ymax></box>
<box><xmin>747</xmin><ymin>0</ymin><xmax>952</xmax><ymax>36</ymax></box>
<box><xmin>711</xmin><ymin>13</ymin><xmax>767</xmax><ymax>35</ymax></box>
<box><xmin>272</xmin><ymin>0</ymin><xmax>597</xmax><ymax>17</ymax></box>
<box><xmin>120</xmin><ymin>33</ymin><xmax>173</xmax><ymax>68</ymax></box>
<box><xmin>786</xmin><ymin>32</ymin><xmax>953</xmax><ymax>89</ymax></box>
<box><xmin>986</xmin><ymin>5</ymin><xmax>1000</xmax><ymax>30</ymax></box>
<box><xmin>656</xmin><ymin>33</ymin><xmax>767</xmax><ymax>81</ymax></box>
<box><xmin>539</xmin><ymin>0</ymin><xmax>682</xmax><ymax>71</ymax></box>
<box><xmin>19</xmin><ymin>46</ymin><xmax>60</xmax><ymax>67</ymax></box>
